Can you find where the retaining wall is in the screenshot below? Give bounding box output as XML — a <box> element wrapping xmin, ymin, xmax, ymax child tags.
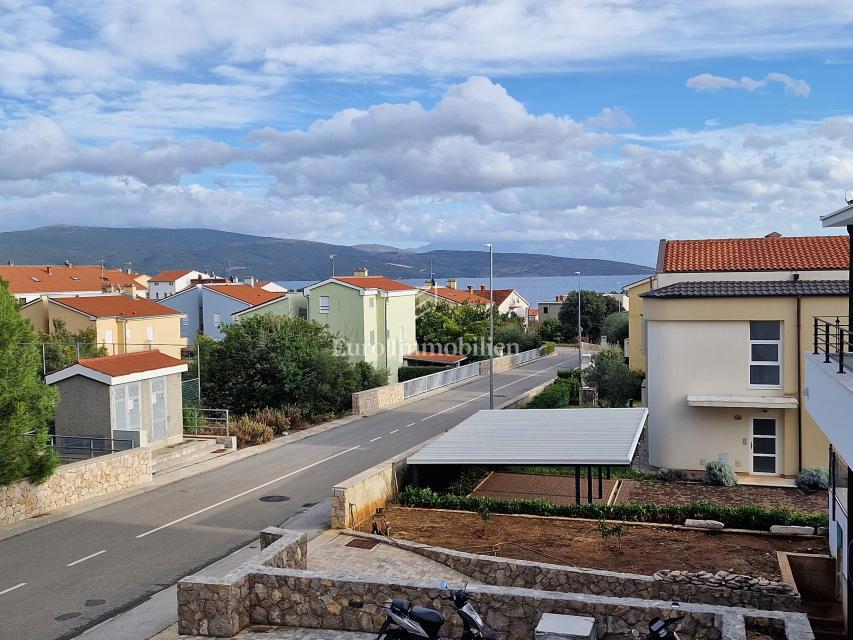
<box><xmin>0</xmin><ymin>447</ymin><xmax>152</xmax><ymax>525</ymax></box>
<box><xmin>176</xmin><ymin>527</ymin><xmax>814</xmax><ymax>640</ymax></box>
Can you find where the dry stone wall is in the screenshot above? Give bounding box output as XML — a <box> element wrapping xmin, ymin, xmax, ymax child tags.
<box><xmin>0</xmin><ymin>447</ymin><xmax>152</xmax><ymax>525</ymax></box>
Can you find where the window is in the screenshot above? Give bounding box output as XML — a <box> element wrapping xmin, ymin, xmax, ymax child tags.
<box><xmin>126</xmin><ymin>327</ymin><xmax>133</xmax><ymax>340</ymax></box>
<box><xmin>749</xmin><ymin>321</ymin><xmax>781</xmax><ymax>387</ymax></box>
<box><xmin>298</xmin><ymin>307</ymin><xmax>308</xmax><ymax>319</ymax></box>
<box><xmin>212</xmin><ymin>313</ymin><xmax>221</xmax><ymax>329</ymax></box>
<box><xmin>369</xmin><ymin>330</ymin><xmax>376</xmax><ymax>345</ymax></box>
<box><xmin>368</xmin><ymin>297</ymin><xmax>375</xmax><ymax>308</ymax></box>
<box><xmin>111</xmin><ymin>382</ymin><xmax>141</xmax><ymax>431</ymax></box>
<box><xmin>542</xmin><ymin>307</ymin><xmax>548</xmax><ymax>315</ymax></box>
<box><xmin>146</xmin><ymin>326</ymin><xmax>154</xmax><ymax>341</ymax></box>
<box><xmin>181</xmin><ymin>315</ymin><xmax>189</xmax><ymax>327</ymax></box>
<box><xmin>104</xmin><ymin>329</ymin><xmax>114</xmax><ymax>344</ymax></box>
<box><xmin>319</xmin><ymin>296</ymin><xmax>330</xmax><ymax>313</ymax></box>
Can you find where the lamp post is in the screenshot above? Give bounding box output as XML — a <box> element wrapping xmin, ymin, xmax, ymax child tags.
<box><xmin>329</xmin><ymin>253</ymin><xmax>336</xmax><ymax>277</ymax></box>
<box><xmin>576</xmin><ymin>271</ymin><xmax>582</xmax><ymax>367</ymax></box>
<box><xmin>486</xmin><ymin>243</ymin><xmax>494</xmax><ymax>409</ymax></box>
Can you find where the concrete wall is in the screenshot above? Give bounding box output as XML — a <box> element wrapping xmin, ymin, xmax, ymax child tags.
<box><xmin>54</xmin><ymin>375</ymin><xmax>113</xmax><ymax>439</ymax></box>
<box><xmin>626</xmin><ymin>277</ymin><xmax>652</xmax><ymax>372</ymax></box>
<box><xmin>0</xmin><ymin>447</ymin><xmax>152</xmax><ymax>525</ymax></box>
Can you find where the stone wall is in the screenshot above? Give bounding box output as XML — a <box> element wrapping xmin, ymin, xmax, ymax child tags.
<box><xmin>343</xmin><ymin>532</ymin><xmax>801</xmax><ymax>613</ymax></box>
<box><xmin>0</xmin><ymin>447</ymin><xmax>152</xmax><ymax>525</ymax></box>
<box><xmin>177</xmin><ymin>528</ymin><xmax>813</xmax><ymax>640</ymax></box>
<box><xmin>351</xmin><ymin>382</ymin><xmax>405</xmax><ymax>415</ymax></box>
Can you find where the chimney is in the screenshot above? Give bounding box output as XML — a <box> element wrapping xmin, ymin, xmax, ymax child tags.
<box><xmin>46</xmin><ymin>266</ymin><xmax>52</xmax><ymax>275</ymax></box>
<box><xmin>467</xmin><ymin>285</ymin><xmax>474</xmax><ymax>293</ymax></box>
<box><xmin>765</xmin><ymin>232</ymin><xmax>782</xmax><ymax>238</ymax></box>
<box><xmin>246</xmin><ymin>276</ymin><xmax>256</xmax><ymax>287</ymax></box>
<box><xmin>480</xmin><ymin>284</ymin><xmax>486</xmax><ymax>291</ymax></box>
<box><xmin>64</xmin><ymin>260</ymin><xmax>71</xmax><ymax>268</ymax></box>
<box><xmin>556</xmin><ymin>294</ymin><xmax>564</xmax><ymax>302</ymax></box>
<box><xmin>354</xmin><ymin>267</ymin><xmax>369</xmax><ymax>277</ymax></box>
<box><xmin>447</xmin><ymin>278</ymin><xmax>457</xmax><ymax>290</ymax></box>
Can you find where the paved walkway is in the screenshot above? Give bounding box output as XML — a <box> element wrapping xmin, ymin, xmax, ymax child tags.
<box><xmin>308</xmin><ymin>531</ymin><xmax>474</xmax><ymax>585</ymax></box>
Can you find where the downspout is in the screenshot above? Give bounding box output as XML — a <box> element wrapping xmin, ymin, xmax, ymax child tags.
<box><xmin>794</xmin><ymin>273</ymin><xmax>802</xmax><ymax>472</ymax></box>
<box><xmin>384</xmin><ymin>295</ymin><xmax>389</xmax><ymax>372</ymax></box>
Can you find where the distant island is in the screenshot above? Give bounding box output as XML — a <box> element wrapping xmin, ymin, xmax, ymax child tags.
<box><xmin>0</xmin><ymin>226</ymin><xmax>654</xmax><ymax>280</ymax></box>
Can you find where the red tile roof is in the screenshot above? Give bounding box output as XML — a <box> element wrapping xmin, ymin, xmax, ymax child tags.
<box><xmin>0</xmin><ymin>265</ymin><xmax>147</xmax><ymax>294</ymax></box>
<box><xmin>333</xmin><ymin>276</ymin><xmax>416</xmax><ymax>292</ymax></box>
<box><xmin>77</xmin><ymin>351</ymin><xmax>186</xmax><ymax>376</ymax></box>
<box><xmin>662</xmin><ymin>236</ymin><xmax>849</xmax><ymax>273</ymax></box>
<box><xmin>204</xmin><ymin>283</ymin><xmax>285</xmax><ymax>305</ymax></box>
<box><xmin>420</xmin><ymin>286</ymin><xmax>487</xmax><ymax>305</ymax></box>
<box><xmin>405</xmin><ymin>351</ymin><xmax>468</xmax><ymax>364</ymax></box>
<box><xmin>53</xmin><ymin>296</ymin><xmax>181</xmax><ymax>318</ymax></box>
<box><xmin>150</xmin><ymin>269</ymin><xmax>197</xmax><ymax>281</ymax></box>
<box><xmin>472</xmin><ymin>288</ymin><xmax>516</xmax><ymax>306</ymax></box>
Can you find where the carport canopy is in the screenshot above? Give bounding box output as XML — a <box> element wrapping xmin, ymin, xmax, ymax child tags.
<box><xmin>407</xmin><ymin>407</ymin><xmax>648</xmax><ymax>466</ymax></box>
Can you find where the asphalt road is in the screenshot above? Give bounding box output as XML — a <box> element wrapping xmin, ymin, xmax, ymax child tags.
<box><xmin>0</xmin><ymin>351</ymin><xmax>576</xmax><ymax>640</ymax></box>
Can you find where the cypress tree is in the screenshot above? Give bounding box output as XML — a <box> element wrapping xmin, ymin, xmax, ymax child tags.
<box><xmin>0</xmin><ymin>279</ymin><xmax>58</xmax><ymax>485</ymax></box>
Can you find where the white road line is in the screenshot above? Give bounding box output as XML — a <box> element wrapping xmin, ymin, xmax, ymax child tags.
<box><xmin>67</xmin><ymin>549</ymin><xmax>107</xmax><ymax>567</ymax></box>
<box><xmin>389</xmin><ymin>429</ymin><xmax>399</xmax><ymax>434</ymax></box>
<box><xmin>405</xmin><ymin>423</ymin><xmax>416</xmax><ymax>428</ymax></box>
<box><xmin>136</xmin><ymin>446</ymin><xmax>361</xmax><ymax>539</ymax></box>
<box><xmin>0</xmin><ymin>583</ymin><xmax>26</xmax><ymax>596</ymax></box>
<box><xmin>419</xmin><ymin>358</ymin><xmax>575</xmax><ymax>422</ymax></box>
<box><xmin>369</xmin><ymin>436</ymin><xmax>382</xmax><ymax>442</ymax></box>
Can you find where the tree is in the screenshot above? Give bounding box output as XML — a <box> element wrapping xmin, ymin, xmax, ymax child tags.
<box><xmin>494</xmin><ymin>322</ymin><xmax>541</xmax><ymax>353</ymax></box>
<box><xmin>200</xmin><ymin>314</ymin><xmax>385</xmax><ymax>417</ymax></box>
<box><xmin>557</xmin><ymin>291</ymin><xmax>622</xmax><ymax>342</ymax></box>
<box><xmin>39</xmin><ymin>319</ymin><xmax>107</xmax><ymax>373</ymax></box>
<box><xmin>0</xmin><ymin>279</ymin><xmax>58</xmax><ymax>485</ymax></box>
<box><xmin>600</xmin><ymin>311</ymin><xmax>629</xmax><ymax>347</ymax></box>
<box><xmin>584</xmin><ymin>346</ymin><xmax>644</xmax><ymax>407</ymax></box>
<box><xmin>416</xmin><ymin>301</ymin><xmax>492</xmax><ymax>356</ymax></box>
<box><xmin>537</xmin><ymin>317</ymin><xmax>564</xmax><ymax>343</ymax></box>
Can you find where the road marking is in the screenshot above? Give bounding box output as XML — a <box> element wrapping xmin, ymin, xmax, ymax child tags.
<box><xmin>0</xmin><ymin>583</ymin><xmax>26</xmax><ymax>596</ymax></box>
<box><xmin>419</xmin><ymin>358</ymin><xmax>575</xmax><ymax>422</ymax></box>
<box><xmin>369</xmin><ymin>436</ymin><xmax>382</xmax><ymax>442</ymax></box>
<box><xmin>136</xmin><ymin>446</ymin><xmax>361</xmax><ymax>539</ymax></box>
<box><xmin>389</xmin><ymin>429</ymin><xmax>399</xmax><ymax>434</ymax></box>
<box><xmin>405</xmin><ymin>423</ymin><xmax>415</xmax><ymax>428</ymax></box>
<box><xmin>67</xmin><ymin>549</ymin><xmax>107</xmax><ymax>567</ymax></box>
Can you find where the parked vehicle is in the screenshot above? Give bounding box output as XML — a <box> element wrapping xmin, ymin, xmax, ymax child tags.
<box><xmin>373</xmin><ymin>582</ymin><xmax>491</xmax><ymax>639</ymax></box>
<box><xmin>632</xmin><ymin>614</ymin><xmax>684</xmax><ymax>639</ymax></box>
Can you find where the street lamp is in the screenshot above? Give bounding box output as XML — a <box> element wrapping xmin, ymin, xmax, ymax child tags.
<box><xmin>485</xmin><ymin>243</ymin><xmax>494</xmax><ymax>409</ymax></box>
<box><xmin>575</xmin><ymin>271</ymin><xmax>582</xmax><ymax>368</ymax></box>
<box><xmin>329</xmin><ymin>253</ymin><xmax>336</xmax><ymax>277</ymax></box>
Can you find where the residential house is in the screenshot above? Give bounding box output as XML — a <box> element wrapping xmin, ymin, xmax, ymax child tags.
<box><xmin>164</xmin><ymin>282</ymin><xmax>286</xmax><ymax>344</ymax></box>
<box><xmin>46</xmin><ymin>351</ymin><xmax>187</xmax><ymax>449</ymax></box>
<box><xmin>637</xmin><ymin>234</ymin><xmax>849</xmax><ymax>478</ymax></box>
<box><xmin>231</xmin><ymin>290</ymin><xmax>308</xmax><ymax>322</ymax></box>
<box><xmin>538</xmin><ymin>295</ymin><xmax>568</xmax><ymax>324</ymax></box>
<box><xmin>528</xmin><ymin>308</ymin><xmax>539</xmax><ymax>323</ymax></box>
<box><xmin>148</xmin><ymin>269</ymin><xmax>210</xmax><ymax>300</ymax></box>
<box><xmin>304</xmin><ymin>268</ymin><xmax>417</xmax><ymax>382</ymax></box>
<box><xmin>470</xmin><ymin>285</ymin><xmax>530</xmax><ymax>323</ymax></box>
<box><xmin>416</xmin><ymin>279</ymin><xmax>488</xmax><ymax>307</ymax></box>
<box><xmin>21</xmin><ymin>295</ymin><xmax>186</xmax><ymax>359</ymax></box>
<box><xmin>0</xmin><ymin>263</ymin><xmax>149</xmax><ymax>303</ymax></box>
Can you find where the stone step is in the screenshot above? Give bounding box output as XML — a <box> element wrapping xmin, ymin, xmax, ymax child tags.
<box><xmin>152</xmin><ymin>438</ymin><xmax>224</xmax><ymax>475</ymax></box>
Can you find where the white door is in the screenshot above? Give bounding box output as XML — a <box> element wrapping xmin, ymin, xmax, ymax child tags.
<box><xmin>751</xmin><ymin>418</ymin><xmax>778</xmax><ymax>474</ymax></box>
<box><xmin>150</xmin><ymin>377</ymin><xmax>168</xmax><ymax>441</ymax></box>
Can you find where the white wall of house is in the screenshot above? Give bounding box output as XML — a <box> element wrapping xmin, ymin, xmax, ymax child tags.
<box><xmin>149</xmin><ymin>271</ymin><xmax>208</xmax><ymax>300</ymax></box>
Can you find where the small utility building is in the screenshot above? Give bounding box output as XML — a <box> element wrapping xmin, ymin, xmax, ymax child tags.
<box><xmin>45</xmin><ymin>351</ymin><xmax>188</xmax><ymax>449</ymax></box>
<box><xmin>407</xmin><ymin>408</ymin><xmax>648</xmax><ymax>503</ymax></box>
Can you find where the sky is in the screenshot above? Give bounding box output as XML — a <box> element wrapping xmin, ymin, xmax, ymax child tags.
<box><xmin>1</xmin><ymin>1</ymin><xmax>853</xmax><ymax>263</ymax></box>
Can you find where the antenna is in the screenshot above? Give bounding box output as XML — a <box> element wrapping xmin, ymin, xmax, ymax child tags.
<box><xmin>846</xmin><ymin>188</ymin><xmax>853</xmax><ymax>206</ymax></box>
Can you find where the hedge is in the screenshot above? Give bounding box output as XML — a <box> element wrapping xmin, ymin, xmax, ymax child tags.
<box><xmin>397</xmin><ymin>365</ymin><xmax>453</xmax><ymax>382</ymax></box>
<box><xmin>398</xmin><ymin>487</ymin><xmax>827</xmax><ymax>530</ymax></box>
<box><xmin>540</xmin><ymin>342</ymin><xmax>556</xmax><ymax>355</ymax></box>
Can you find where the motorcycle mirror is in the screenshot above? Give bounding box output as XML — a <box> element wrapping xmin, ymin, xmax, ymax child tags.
<box><xmin>439</xmin><ymin>581</ymin><xmax>449</xmax><ymax>590</ymax></box>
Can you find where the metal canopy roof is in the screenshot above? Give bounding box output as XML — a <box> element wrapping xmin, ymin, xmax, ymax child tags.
<box><xmin>407</xmin><ymin>408</ymin><xmax>648</xmax><ymax>466</ymax></box>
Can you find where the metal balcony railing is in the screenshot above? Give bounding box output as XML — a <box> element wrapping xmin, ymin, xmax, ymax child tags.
<box><xmin>813</xmin><ymin>316</ymin><xmax>851</xmax><ymax>374</ymax></box>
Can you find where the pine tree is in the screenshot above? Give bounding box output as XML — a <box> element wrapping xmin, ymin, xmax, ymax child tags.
<box><xmin>0</xmin><ymin>279</ymin><xmax>58</xmax><ymax>485</ymax></box>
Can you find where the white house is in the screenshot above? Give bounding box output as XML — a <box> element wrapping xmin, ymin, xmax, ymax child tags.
<box><xmin>147</xmin><ymin>270</ymin><xmax>210</xmax><ymax>300</ymax></box>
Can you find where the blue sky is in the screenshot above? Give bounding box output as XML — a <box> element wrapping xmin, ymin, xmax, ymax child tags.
<box><xmin>1</xmin><ymin>1</ymin><xmax>853</xmax><ymax>264</ymax></box>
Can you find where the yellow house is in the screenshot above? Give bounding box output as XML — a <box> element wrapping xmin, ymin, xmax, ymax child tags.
<box><xmin>21</xmin><ymin>295</ymin><xmax>186</xmax><ymax>358</ymax></box>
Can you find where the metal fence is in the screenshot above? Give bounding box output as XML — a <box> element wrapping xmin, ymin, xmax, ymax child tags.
<box><xmin>515</xmin><ymin>347</ymin><xmax>540</xmax><ymax>366</ymax></box>
<box><xmin>183</xmin><ymin>407</ymin><xmax>230</xmax><ymax>436</ymax></box>
<box><xmin>813</xmin><ymin>316</ymin><xmax>851</xmax><ymax>374</ymax></box>
<box><xmin>40</xmin><ymin>434</ymin><xmax>135</xmax><ymax>461</ymax></box>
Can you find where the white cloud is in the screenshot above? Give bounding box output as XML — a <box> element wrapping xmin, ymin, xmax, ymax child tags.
<box><xmin>585</xmin><ymin>107</ymin><xmax>634</xmax><ymax>129</ymax></box>
<box><xmin>686</xmin><ymin>72</ymin><xmax>811</xmax><ymax>97</ymax></box>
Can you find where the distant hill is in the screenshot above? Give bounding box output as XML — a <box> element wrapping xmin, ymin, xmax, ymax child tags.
<box><xmin>0</xmin><ymin>226</ymin><xmax>654</xmax><ymax>280</ymax></box>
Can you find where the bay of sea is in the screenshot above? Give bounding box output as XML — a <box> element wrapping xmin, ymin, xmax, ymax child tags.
<box><xmin>276</xmin><ymin>274</ymin><xmax>650</xmax><ymax>305</ymax></box>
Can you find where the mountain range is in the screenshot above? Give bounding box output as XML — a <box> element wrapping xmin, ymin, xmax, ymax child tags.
<box><xmin>0</xmin><ymin>226</ymin><xmax>654</xmax><ymax>280</ymax></box>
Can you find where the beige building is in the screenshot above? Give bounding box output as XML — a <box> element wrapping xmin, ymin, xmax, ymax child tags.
<box><xmin>0</xmin><ymin>263</ymin><xmax>149</xmax><ymax>302</ymax></box>
<box><xmin>21</xmin><ymin>295</ymin><xmax>186</xmax><ymax>359</ymax></box>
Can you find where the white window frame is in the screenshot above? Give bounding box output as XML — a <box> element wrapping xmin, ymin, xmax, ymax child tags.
<box><xmin>104</xmin><ymin>329</ymin><xmax>114</xmax><ymax>344</ymax></box>
<box><xmin>368</xmin><ymin>297</ymin><xmax>374</xmax><ymax>308</ymax></box>
<box><xmin>369</xmin><ymin>330</ymin><xmax>376</xmax><ymax>345</ymax></box>
<box><xmin>111</xmin><ymin>382</ymin><xmax>141</xmax><ymax>431</ymax></box>
<box><xmin>212</xmin><ymin>313</ymin><xmax>222</xmax><ymax>329</ymax></box>
<box><xmin>146</xmin><ymin>326</ymin><xmax>154</xmax><ymax>341</ymax></box>
<box><xmin>748</xmin><ymin>321</ymin><xmax>782</xmax><ymax>389</ymax></box>
<box><xmin>751</xmin><ymin>417</ymin><xmax>779</xmax><ymax>475</ymax></box>
<box><xmin>319</xmin><ymin>296</ymin><xmax>331</xmax><ymax>314</ymax></box>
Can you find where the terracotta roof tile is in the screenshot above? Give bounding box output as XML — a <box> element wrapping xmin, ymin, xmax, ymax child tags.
<box><xmin>150</xmin><ymin>269</ymin><xmax>197</xmax><ymax>281</ymax></box>
<box><xmin>204</xmin><ymin>284</ymin><xmax>285</xmax><ymax>305</ymax></box>
<box><xmin>53</xmin><ymin>296</ymin><xmax>181</xmax><ymax>318</ymax></box>
<box><xmin>420</xmin><ymin>286</ymin><xmax>487</xmax><ymax>305</ymax></box>
<box><xmin>77</xmin><ymin>350</ymin><xmax>186</xmax><ymax>376</ymax></box>
<box><xmin>404</xmin><ymin>351</ymin><xmax>468</xmax><ymax>364</ymax></box>
<box><xmin>333</xmin><ymin>276</ymin><xmax>416</xmax><ymax>292</ymax></box>
<box><xmin>663</xmin><ymin>236</ymin><xmax>849</xmax><ymax>273</ymax></box>
<box><xmin>0</xmin><ymin>265</ymin><xmax>147</xmax><ymax>294</ymax></box>
<box><xmin>472</xmin><ymin>288</ymin><xmax>516</xmax><ymax>306</ymax></box>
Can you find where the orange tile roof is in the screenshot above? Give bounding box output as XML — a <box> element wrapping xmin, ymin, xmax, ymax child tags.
<box><xmin>405</xmin><ymin>351</ymin><xmax>468</xmax><ymax>364</ymax></box>
<box><xmin>472</xmin><ymin>288</ymin><xmax>516</xmax><ymax>306</ymax></box>
<box><xmin>53</xmin><ymin>296</ymin><xmax>181</xmax><ymax>318</ymax></box>
<box><xmin>333</xmin><ymin>276</ymin><xmax>416</xmax><ymax>292</ymax></box>
<box><xmin>420</xmin><ymin>286</ymin><xmax>487</xmax><ymax>305</ymax></box>
<box><xmin>0</xmin><ymin>265</ymin><xmax>147</xmax><ymax>294</ymax></box>
<box><xmin>150</xmin><ymin>269</ymin><xmax>197</xmax><ymax>281</ymax></box>
<box><xmin>77</xmin><ymin>350</ymin><xmax>186</xmax><ymax>376</ymax></box>
<box><xmin>662</xmin><ymin>236</ymin><xmax>849</xmax><ymax>273</ymax></box>
<box><xmin>204</xmin><ymin>283</ymin><xmax>285</xmax><ymax>305</ymax></box>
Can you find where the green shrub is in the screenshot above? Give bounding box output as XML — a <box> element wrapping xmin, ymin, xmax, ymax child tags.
<box><xmin>397</xmin><ymin>365</ymin><xmax>452</xmax><ymax>382</ymax></box>
<box><xmin>525</xmin><ymin>375</ymin><xmax>580</xmax><ymax>408</ymax></box>
<box><xmin>556</xmin><ymin>368</ymin><xmax>582</xmax><ymax>381</ymax></box>
<box><xmin>397</xmin><ymin>487</ymin><xmax>827</xmax><ymax>529</ymax></box>
<box><xmin>795</xmin><ymin>467</ymin><xmax>830</xmax><ymax>491</ymax></box>
<box><xmin>656</xmin><ymin>468</ymin><xmax>690</xmax><ymax>482</ymax></box>
<box><xmin>540</xmin><ymin>342</ymin><xmax>556</xmax><ymax>355</ymax></box>
<box><xmin>231</xmin><ymin>416</ymin><xmax>274</xmax><ymax>448</ymax></box>
<box><xmin>353</xmin><ymin>361</ymin><xmax>389</xmax><ymax>391</ymax></box>
<box><xmin>252</xmin><ymin>407</ymin><xmax>290</xmax><ymax>435</ymax></box>
<box><xmin>705</xmin><ymin>460</ymin><xmax>738</xmax><ymax>487</ymax></box>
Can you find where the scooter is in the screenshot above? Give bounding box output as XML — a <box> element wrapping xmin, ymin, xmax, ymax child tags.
<box><xmin>373</xmin><ymin>581</ymin><xmax>491</xmax><ymax>639</ymax></box>
<box><xmin>632</xmin><ymin>614</ymin><xmax>684</xmax><ymax>639</ymax></box>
